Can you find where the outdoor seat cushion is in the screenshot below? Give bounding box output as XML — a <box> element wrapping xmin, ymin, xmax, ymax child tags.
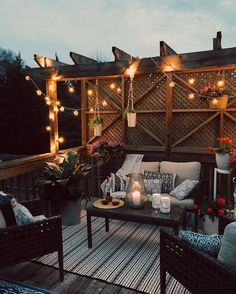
<box><xmin>140</xmin><ymin>162</ymin><xmax>160</xmax><ymax>174</ymax></box>
<box><xmin>162</xmin><ymin>193</ymin><xmax>194</xmax><ymax>209</ymax></box>
<box><xmin>160</xmin><ymin>161</ymin><xmax>201</xmax><ymax>185</ymax></box>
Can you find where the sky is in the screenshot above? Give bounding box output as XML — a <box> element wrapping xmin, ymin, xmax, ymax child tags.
<box><xmin>1</xmin><ymin>0</ymin><xmax>236</xmax><ymax>67</ymax></box>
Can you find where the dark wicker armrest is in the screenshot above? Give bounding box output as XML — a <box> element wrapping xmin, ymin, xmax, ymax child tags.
<box><xmin>187</xmin><ymin>180</ymin><xmax>202</xmax><ymax>204</ymax></box>
<box><xmin>160</xmin><ymin>229</ymin><xmax>236</xmax><ymax>294</ymax></box>
<box><xmin>21</xmin><ymin>198</ymin><xmax>43</xmax><ymax>216</ymax></box>
<box><xmin>0</xmin><ymin>215</ymin><xmax>62</xmax><ymax>269</ymax></box>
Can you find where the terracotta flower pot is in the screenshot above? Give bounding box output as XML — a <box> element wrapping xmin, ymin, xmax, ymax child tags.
<box><xmin>208</xmin><ymin>95</ymin><xmax>228</xmax><ymax>110</ymax></box>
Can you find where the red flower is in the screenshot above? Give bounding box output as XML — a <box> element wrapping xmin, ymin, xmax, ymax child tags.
<box><xmin>216</xmin><ymin>198</ymin><xmax>226</xmax><ymax>207</ymax></box>
<box><xmin>208</xmin><ymin>146</ymin><xmax>214</xmax><ymax>153</ymax></box>
<box><xmin>207</xmin><ymin>208</ymin><xmax>213</xmax><ymax>214</ymax></box>
<box><xmin>218</xmin><ymin>209</ymin><xmax>225</xmax><ymax>215</ymax></box>
<box><xmin>192</xmin><ymin>204</ymin><xmax>199</xmax><ymax>210</ymax></box>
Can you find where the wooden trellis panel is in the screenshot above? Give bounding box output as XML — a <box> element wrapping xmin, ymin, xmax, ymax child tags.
<box><xmin>85</xmin><ymin>67</ymin><xmax>236</xmax><ymax>154</ymax></box>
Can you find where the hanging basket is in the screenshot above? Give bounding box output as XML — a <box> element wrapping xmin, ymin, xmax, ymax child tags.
<box><xmin>208</xmin><ymin>95</ymin><xmax>228</xmax><ymax>110</ymax></box>
<box><xmin>127</xmin><ymin>113</ymin><xmax>137</xmax><ymax>128</ymax></box>
<box><xmin>215</xmin><ymin>153</ymin><xmax>230</xmax><ymax>170</ymax></box>
<box><xmin>94</xmin><ymin>124</ymin><xmax>103</xmax><ymax>136</ymax></box>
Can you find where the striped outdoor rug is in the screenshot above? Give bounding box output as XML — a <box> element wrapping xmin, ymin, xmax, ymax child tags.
<box><xmin>35</xmin><ymin>210</ymin><xmax>190</xmax><ymax>294</ymax></box>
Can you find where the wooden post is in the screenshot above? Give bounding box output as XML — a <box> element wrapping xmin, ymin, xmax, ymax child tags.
<box><xmin>46</xmin><ymin>80</ymin><xmax>58</xmax><ymax>154</ymax></box>
<box><xmin>165</xmin><ymin>73</ymin><xmax>173</xmax><ymax>155</ymax></box>
<box><xmin>81</xmin><ymin>80</ymin><xmax>87</xmax><ymax>145</ymax></box>
<box><xmin>121</xmin><ymin>77</ymin><xmax>126</xmax><ymax>144</ymax></box>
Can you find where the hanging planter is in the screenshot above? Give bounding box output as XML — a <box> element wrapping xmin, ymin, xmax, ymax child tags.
<box><xmin>124</xmin><ymin>75</ymin><xmax>137</xmax><ymax>128</ymax></box>
<box><xmin>91</xmin><ymin>116</ymin><xmax>103</xmax><ymax>137</ymax></box>
<box><xmin>208</xmin><ymin>95</ymin><xmax>228</xmax><ymax>110</ymax></box>
<box><xmin>127</xmin><ymin>112</ymin><xmax>137</xmax><ymax>127</ymax></box>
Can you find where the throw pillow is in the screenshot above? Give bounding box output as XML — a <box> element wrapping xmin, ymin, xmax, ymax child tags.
<box><xmin>143</xmin><ymin>170</ymin><xmax>176</xmax><ymax>193</ymax></box>
<box><xmin>100</xmin><ymin>178</ymin><xmax>111</xmax><ymax>196</ymax></box>
<box><xmin>179</xmin><ymin>230</ymin><xmax>223</xmax><ymax>255</ymax></box>
<box><xmin>217</xmin><ymin>222</ymin><xmax>236</xmax><ymax>270</ymax></box>
<box><xmin>144</xmin><ymin>178</ymin><xmax>162</xmax><ymax>194</ymax></box>
<box><xmin>116</xmin><ymin>154</ymin><xmax>144</xmax><ymax>179</ymax></box>
<box><xmin>0</xmin><ymin>192</ymin><xmax>17</xmax><ymax>226</ymax></box>
<box><xmin>110</xmin><ymin>173</ymin><xmax>128</xmax><ymax>192</ymax></box>
<box><xmin>170</xmin><ymin>179</ymin><xmax>199</xmax><ymax>200</ymax></box>
<box><xmin>11</xmin><ymin>198</ymin><xmax>35</xmax><ymax>225</ymax></box>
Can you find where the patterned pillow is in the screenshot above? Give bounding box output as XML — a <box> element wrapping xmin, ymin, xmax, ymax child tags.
<box><xmin>144</xmin><ymin>178</ymin><xmax>162</xmax><ymax>194</ymax></box>
<box><xmin>11</xmin><ymin>198</ymin><xmax>35</xmax><ymax>225</ymax></box>
<box><xmin>111</xmin><ymin>173</ymin><xmax>128</xmax><ymax>192</ymax></box>
<box><xmin>179</xmin><ymin>230</ymin><xmax>223</xmax><ymax>256</ymax></box>
<box><xmin>170</xmin><ymin>179</ymin><xmax>199</xmax><ymax>200</ymax></box>
<box><xmin>144</xmin><ymin>170</ymin><xmax>176</xmax><ymax>193</ymax></box>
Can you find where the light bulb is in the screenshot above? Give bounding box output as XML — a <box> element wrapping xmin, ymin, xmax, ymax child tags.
<box><xmin>188</xmin><ymin>78</ymin><xmax>195</xmax><ymax>85</ymax></box>
<box><xmin>54</xmin><ymin>106</ymin><xmax>59</xmax><ymax>112</ymax></box>
<box><xmin>73</xmin><ymin>110</ymin><xmax>79</xmax><ymax>116</ymax></box>
<box><xmin>60</xmin><ymin>106</ymin><xmax>64</xmax><ymax>112</ymax></box>
<box><xmin>68</xmin><ymin>86</ymin><xmax>75</xmax><ymax>93</ymax></box>
<box><xmin>102</xmin><ymin>100</ymin><xmax>108</xmax><ymax>107</ymax></box>
<box><xmin>46</xmin><ymin>126</ymin><xmax>51</xmax><ymax>131</ymax></box>
<box><xmin>117</xmin><ymin>87</ymin><xmax>121</xmax><ymax>93</ymax></box>
<box><xmin>36</xmin><ymin>89</ymin><xmax>42</xmax><ymax>96</ymax></box>
<box><xmin>89</xmin><ymin>107</ymin><xmax>95</xmax><ymax>113</ymax></box>
<box><xmin>212</xmin><ymin>98</ymin><xmax>218</xmax><ymax>105</ymax></box>
<box><xmin>58</xmin><ymin>137</ymin><xmax>64</xmax><ymax>143</ymax></box>
<box><xmin>169</xmin><ymin>81</ymin><xmax>175</xmax><ymax>88</ymax></box>
<box><xmin>25</xmin><ymin>75</ymin><xmax>30</xmax><ymax>81</ymax></box>
<box><xmin>56</xmin><ymin>101</ymin><xmax>61</xmax><ymax>105</ymax></box>
<box><xmin>87</xmin><ymin>89</ymin><xmax>93</xmax><ymax>96</ymax></box>
<box><xmin>217</xmin><ymin>80</ymin><xmax>224</xmax><ymax>87</ymax></box>
<box><xmin>110</xmin><ymin>83</ymin><xmax>115</xmax><ymax>90</ymax></box>
<box><xmin>188</xmin><ymin>93</ymin><xmax>195</xmax><ymax>100</ymax></box>
<box><xmin>45</xmin><ymin>96</ymin><xmax>50</xmax><ymax>101</ymax></box>
<box><xmin>46</xmin><ymin>100</ymin><xmax>51</xmax><ymax>105</ymax></box>
<box><xmin>49</xmin><ymin>113</ymin><xmax>54</xmax><ymax>120</ymax></box>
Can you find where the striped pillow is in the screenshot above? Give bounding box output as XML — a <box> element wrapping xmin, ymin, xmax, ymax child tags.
<box><xmin>111</xmin><ymin>173</ymin><xmax>128</xmax><ymax>192</ymax></box>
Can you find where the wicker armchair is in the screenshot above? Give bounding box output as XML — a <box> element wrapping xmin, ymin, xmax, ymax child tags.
<box><xmin>0</xmin><ymin>199</ymin><xmax>64</xmax><ymax>281</ymax></box>
<box><xmin>160</xmin><ymin>217</ymin><xmax>236</xmax><ymax>294</ymax></box>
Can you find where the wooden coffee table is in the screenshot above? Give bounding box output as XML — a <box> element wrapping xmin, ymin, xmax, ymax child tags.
<box><xmin>86</xmin><ymin>201</ymin><xmax>186</xmax><ymax>248</ymax></box>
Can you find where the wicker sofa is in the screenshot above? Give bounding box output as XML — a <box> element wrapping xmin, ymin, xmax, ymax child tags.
<box><xmin>160</xmin><ymin>215</ymin><xmax>236</xmax><ymax>294</ymax></box>
<box><xmin>0</xmin><ymin>199</ymin><xmax>64</xmax><ymax>281</ymax></box>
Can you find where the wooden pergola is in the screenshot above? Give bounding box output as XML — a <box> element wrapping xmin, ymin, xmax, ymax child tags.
<box><xmin>25</xmin><ymin>31</ymin><xmax>236</xmax><ymax>156</ymax></box>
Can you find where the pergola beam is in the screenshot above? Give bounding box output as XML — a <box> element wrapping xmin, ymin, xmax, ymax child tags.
<box><xmin>34</xmin><ymin>54</ymin><xmax>68</xmax><ymax>67</ymax></box>
<box><xmin>112</xmin><ymin>47</ymin><xmax>135</xmax><ymax>61</ymax></box>
<box><xmin>160</xmin><ymin>41</ymin><xmax>177</xmax><ymax>56</ymax></box>
<box><xmin>70</xmin><ymin>52</ymin><xmax>97</xmax><ymax>64</ymax></box>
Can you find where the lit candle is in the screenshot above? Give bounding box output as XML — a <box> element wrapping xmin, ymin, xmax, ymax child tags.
<box><xmin>132</xmin><ymin>190</ymin><xmax>141</xmax><ymax>206</ymax></box>
<box><xmin>160</xmin><ymin>196</ymin><xmax>170</xmax><ymax>213</ymax></box>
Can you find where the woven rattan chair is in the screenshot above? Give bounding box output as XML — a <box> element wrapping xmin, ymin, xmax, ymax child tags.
<box><xmin>160</xmin><ymin>216</ymin><xmax>236</xmax><ymax>294</ymax></box>
<box><xmin>0</xmin><ymin>199</ymin><xmax>64</xmax><ymax>281</ymax></box>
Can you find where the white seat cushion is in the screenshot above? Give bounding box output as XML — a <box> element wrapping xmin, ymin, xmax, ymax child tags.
<box><xmin>140</xmin><ymin>162</ymin><xmax>160</xmax><ymax>174</ymax></box>
<box><xmin>161</xmin><ymin>193</ymin><xmax>194</xmax><ymax>209</ymax></box>
<box><xmin>160</xmin><ymin>161</ymin><xmax>201</xmax><ymax>185</ymax></box>
<box><xmin>34</xmin><ymin>215</ymin><xmax>47</xmax><ymax>221</ymax></box>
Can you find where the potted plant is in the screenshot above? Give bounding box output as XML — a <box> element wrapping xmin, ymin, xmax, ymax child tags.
<box><xmin>39</xmin><ymin>151</ymin><xmax>93</xmax><ymax>225</ymax></box>
<box><xmin>202</xmin><ymin>197</ymin><xmax>226</xmax><ymax>235</ymax></box>
<box><xmin>208</xmin><ymin>136</ymin><xmax>233</xmax><ymax>170</ymax></box>
<box><xmin>91</xmin><ymin>116</ymin><xmax>103</xmax><ymax>136</ymax></box>
<box><xmin>200</xmin><ymin>82</ymin><xmax>230</xmax><ymax>110</ymax></box>
<box><xmin>123</xmin><ymin>106</ymin><xmax>136</xmax><ymax>127</ymax></box>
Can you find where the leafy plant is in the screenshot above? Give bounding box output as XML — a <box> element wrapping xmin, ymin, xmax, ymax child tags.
<box><xmin>39</xmin><ymin>151</ymin><xmax>93</xmax><ymax>202</ymax></box>
<box><xmin>90</xmin><ymin>116</ymin><xmax>103</xmax><ymax>127</ymax></box>
<box><xmin>123</xmin><ymin>107</ymin><xmax>136</xmax><ymax>119</ymax></box>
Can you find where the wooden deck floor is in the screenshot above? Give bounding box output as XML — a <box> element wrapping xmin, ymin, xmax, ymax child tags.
<box><xmin>0</xmin><ymin>262</ymin><xmax>140</xmax><ymax>294</ymax></box>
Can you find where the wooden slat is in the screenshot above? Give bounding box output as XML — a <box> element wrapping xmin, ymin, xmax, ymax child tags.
<box><xmin>34</xmin><ymin>54</ymin><xmax>68</xmax><ymax>67</ymax></box>
<box><xmin>70</xmin><ymin>51</ymin><xmax>97</xmax><ymax>64</ymax></box>
<box><xmin>165</xmin><ymin>73</ymin><xmax>173</xmax><ymax>155</ymax></box>
<box><xmin>160</xmin><ymin>41</ymin><xmax>177</xmax><ymax>56</ymax></box>
<box><xmin>137</xmin><ymin>121</ymin><xmax>165</xmax><ymax>145</ymax></box>
<box><xmin>112</xmin><ymin>47</ymin><xmax>135</xmax><ymax>61</ymax></box>
<box><xmin>121</xmin><ymin>77</ymin><xmax>126</xmax><ymax>143</ymax></box>
<box><xmin>81</xmin><ymin>80</ymin><xmax>87</xmax><ymax>145</ymax></box>
<box><xmin>173</xmin><ymin>74</ymin><xmax>198</xmax><ymax>93</ymax></box>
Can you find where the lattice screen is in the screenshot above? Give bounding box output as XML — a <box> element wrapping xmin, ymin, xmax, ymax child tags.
<box><xmin>86</xmin><ymin>68</ymin><xmax>236</xmax><ymax>153</ymax></box>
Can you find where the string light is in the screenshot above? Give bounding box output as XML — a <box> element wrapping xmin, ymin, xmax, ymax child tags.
<box><xmin>25</xmin><ymin>75</ymin><xmax>30</xmax><ymax>81</ymax></box>
<box><xmin>45</xmin><ymin>96</ymin><xmax>50</xmax><ymax>101</ymax></box>
<box><xmin>212</xmin><ymin>98</ymin><xmax>218</xmax><ymax>105</ymax></box>
<box><xmin>87</xmin><ymin>89</ymin><xmax>93</xmax><ymax>96</ymax></box>
<box><xmin>102</xmin><ymin>100</ymin><xmax>108</xmax><ymax>107</ymax></box>
<box><xmin>110</xmin><ymin>83</ymin><xmax>116</xmax><ymax>90</ymax></box>
<box><xmin>169</xmin><ymin>81</ymin><xmax>175</xmax><ymax>88</ymax></box>
<box><xmin>36</xmin><ymin>89</ymin><xmax>42</xmax><ymax>96</ymax></box>
<box><xmin>89</xmin><ymin>107</ymin><xmax>95</xmax><ymax>113</ymax></box>
<box><xmin>117</xmin><ymin>87</ymin><xmax>121</xmax><ymax>93</ymax></box>
<box><xmin>49</xmin><ymin>113</ymin><xmax>54</xmax><ymax>121</ymax></box>
<box><xmin>188</xmin><ymin>93</ymin><xmax>195</xmax><ymax>100</ymax></box>
<box><xmin>46</xmin><ymin>126</ymin><xmax>51</xmax><ymax>131</ymax></box>
<box><xmin>73</xmin><ymin>110</ymin><xmax>79</xmax><ymax>116</ymax></box>
<box><xmin>59</xmin><ymin>106</ymin><xmax>65</xmax><ymax>112</ymax></box>
<box><xmin>188</xmin><ymin>78</ymin><xmax>195</xmax><ymax>85</ymax></box>
<box><xmin>54</xmin><ymin>106</ymin><xmax>59</xmax><ymax>112</ymax></box>
<box><xmin>46</xmin><ymin>100</ymin><xmax>51</xmax><ymax>105</ymax></box>
<box><xmin>217</xmin><ymin>80</ymin><xmax>225</xmax><ymax>87</ymax></box>
<box><xmin>58</xmin><ymin>137</ymin><xmax>64</xmax><ymax>143</ymax></box>
<box><xmin>68</xmin><ymin>86</ymin><xmax>75</xmax><ymax>93</ymax></box>
<box><xmin>56</xmin><ymin>101</ymin><xmax>61</xmax><ymax>105</ymax></box>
